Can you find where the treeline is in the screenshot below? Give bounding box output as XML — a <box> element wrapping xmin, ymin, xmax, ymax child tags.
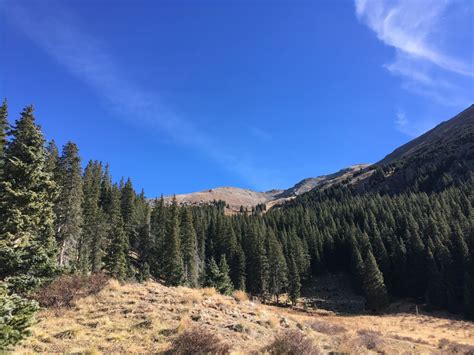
<box><xmin>1</xmin><ymin>101</ymin><xmax>473</xmax><ymax>335</ymax></box>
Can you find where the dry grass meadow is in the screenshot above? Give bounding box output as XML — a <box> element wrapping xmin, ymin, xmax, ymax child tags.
<box><xmin>13</xmin><ymin>279</ymin><xmax>474</xmax><ymax>354</ymax></box>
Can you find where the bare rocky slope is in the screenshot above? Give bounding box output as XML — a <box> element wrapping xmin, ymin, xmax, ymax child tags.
<box><xmin>163</xmin><ymin>164</ymin><xmax>370</xmax><ymax>211</ymax></box>
<box><xmin>162</xmin><ymin>105</ymin><xmax>473</xmax><ymax>209</ymax></box>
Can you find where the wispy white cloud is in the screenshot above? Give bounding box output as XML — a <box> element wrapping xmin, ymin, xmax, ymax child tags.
<box><xmin>3</xmin><ymin>2</ymin><xmax>277</xmax><ymax>190</ymax></box>
<box><xmin>355</xmin><ymin>0</ymin><xmax>474</xmax><ymax>134</ymax></box>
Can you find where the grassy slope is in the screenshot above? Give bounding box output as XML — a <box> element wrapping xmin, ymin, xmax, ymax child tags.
<box><xmin>14</xmin><ymin>280</ymin><xmax>474</xmax><ymax>354</ymax></box>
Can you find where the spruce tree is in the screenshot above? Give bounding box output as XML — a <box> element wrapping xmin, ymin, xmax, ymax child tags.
<box><xmin>54</xmin><ymin>142</ymin><xmax>83</xmax><ymax>268</ymax></box>
<box><xmin>464</xmin><ymin>240</ymin><xmax>474</xmax><ymax>319</ymax></box>
<box><xmin>80</xmin><ymin>161</ymin><xmax>105</xmax><ymax>272</ymax></box>
<box><xmin>267</xmin><ymin>230</ymin><xmax>288</xmax><ymax>303</ymax></box>
<box><xmin>0</xmin><ymin>105</ymin><xmax>57</xmax><ymax>293</ymax></box>
<box><xmin>121</xmin><ymin>178</ymin><xmax>137</xmax><ymax>248</ymax></box>
<box><xmin>104</xmin><ymin>185</ymin><xmax>128</xmax><ymax>280</ymax></box>
<box><xmin>180</xmin><ymin>208</ymin><xmax>199</xmax><ymax>287</ymax></box>
<box><xmin>162</xmin><ymin>196</ymin><xmax>183</xmax><ymax>286</ymax></box>
<box><xmin>149</xmin><ymin>196</ymin><xmax>167</xmax><ymax>276</ymax></box>
<box><xmin>217</xmin><ymin>254</ymin><xmax>234</xmax><ymax>295</ymax></box>
<box><xmin>0</xmin><ymin>282</ymin><xmax>39</xmax><ymax>349</ymax></box>
<box><xmin>287</xmin><ymin>253</ymin><xmax>301</xmax><ymax>306</ymax></box>
<box><xmin>0</xmin><ymin>98</ymin><xmax>9</xmax><ymax>177</ymax></box>
<box><xmin>362</xmin><ymin>250</ymin><xmax>389</xmax><ymax>312</ymax></box>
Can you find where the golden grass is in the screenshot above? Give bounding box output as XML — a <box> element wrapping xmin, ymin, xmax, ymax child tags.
<box><xmin>232</xmin><ymin>290</ymin><xmax>249</xmax><ymax>303</ymax></box>
<box><xmin>201</xmin><ymin>287</ymin><xmax>217</xmax><ymax>297</ymax></box>
<box><xmin>14</xmin><ymin>280</ymin><xmax>474</xmax><ymax>354</ymax></box>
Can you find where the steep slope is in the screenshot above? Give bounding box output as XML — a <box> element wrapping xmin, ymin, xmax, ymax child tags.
<box><xmin>349</xmin><ymin>105</ymin><xmax>474</xmax><ymax>194</ymax></box>
<box><xmin>379</xmin><ymin>105</ymin><xmax>474</xmax><ymax>166</ymax></box>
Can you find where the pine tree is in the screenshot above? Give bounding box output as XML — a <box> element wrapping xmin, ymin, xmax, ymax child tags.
<box><xmin>121</xmin><ymin>178</ymin><xmax>137</xmax><ymax>248</ymax></box>
<box><xmin>0</xmin><ymin>98</ymin><xmax>9</xmax><ymax>177</ymax></box>
<box><xmin>287</xmin><ymin>253</ymin><xmax>301</xmax><ymax>306</ymax></box>
<box><xmin>162</xmin><ymin>196</ymin><xmax>183</xmax><ymax>286</ymax></box>
<box><xmin>267</xmin><ymin>230</ymin><xmax>288</xmax><ymax>303</ymax></box>
<box><xmin>0</xmin><ymin>282</ymin><xmax>39</xmax><ymax>349</ymax></box>
<box><xmin>44</xmin><ymin>140</ymin><xmax>59</xmax><ymax>176</ymax></box>
<box><xmin>0</xmin><ymin>106</ymin><xmax>57</xmax><ymax>293</ymax></box>
<box><xmin>79</xmin><ymin>161</ymin><xmax>105</xmax><ymax>272</ymax></box>
<box><xmin>54</xmin><ymin>142</ymin><xmax>83</xmax><ymax>268</ymax></box>
<box><xmin>104</xmin><ymin>185</ymin><xmax>128</xmax><ymax>280</ymax></box>
<box><xmin>206</xmin><ymin>257</ymin><xmax>221</xmax><ymax>289</ymax></box>
<box><xmin>180</xmin><ymin>208</ymin><xmax>199</xmax><ymax>287</ymax></box>
<box><xmin>150</xmin><ymin>196</ymin><xmax>167</xmax><ymax>278</ymax></box>
<box><xmin>217</xmin><ymin>255</ymin><xmax>234</xmax><ymax>295</ymax></box>
<box><xmin>464</xmin><ymin>239</ymin><xmax>474</xmax><ymax>319</ymax></box>
<box><xmin>362</xmin><ymin>250</ymin><xmax>389</xmax><ymax>312</ymax></box>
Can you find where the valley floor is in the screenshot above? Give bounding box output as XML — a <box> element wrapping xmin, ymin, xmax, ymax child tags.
<box><xmin>14</xmin><ymin>280</ymin><xmax>474</xmax><ymax>354</ymax></box>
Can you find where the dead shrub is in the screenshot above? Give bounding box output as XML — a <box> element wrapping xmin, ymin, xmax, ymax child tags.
<box><xmin>356</xmin><ymin>329</ymin><xmax>384</xmax><ymax>351</ymax></box>
<box><xmin>265</xmin><ymin>329</ymin><xmax>321</xmax><ymax>355</ymax></box>
<box><xmin>438</xmin><ymin>338</ymin><xmax>474</xmax><ymax>354</ymax></box>
<box><xmin>310</xmin><ymin>320</ymin><xmax>347</xmax><ymax>335</ymax></box>
<box><xmin>232</xmin><ymin>290</ymin><xmax>249</xmax><ymax>303</ymax></box>
<box><xmin>35</xmin><ymin>272</ymin><xmax>110</xmax><ymax>308</ymax></box>
<box><xmin>166</xmin><ymin>326</ymin><xmax>230</xmax><ymax>354</ymax></box>
<box><xmin>202</xmin><ymin>287</ymin><xmax>217</xmax><ymax>297</ymax></box>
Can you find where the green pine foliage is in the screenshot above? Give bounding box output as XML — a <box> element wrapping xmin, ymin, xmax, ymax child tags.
<box><xmin>0</xmin><ymin>98</ymin><xmax>9</xmax><ymax>177</ymax></box>
<box><xmin>0</xmin><ymin>283</ymin><xmax>39</xmax><ymax>350</ymax></box>
<box><xmin>162</xmin><ymin>196</ymin><xmax>183</xmax><ymax>286</ymax></box>
<box><xmin>54</xmin><ymin>142</ymin><xmax>83</xmax><ymax>268</ymax></box>
<box><xmin>103</xmin><ymin>185</ymin><xmax>128</xmax><ymax>280</ymax></box>
<box><xmin>362</xmin><ymin>250</ymin><xmax>389</xmax><ymax>312</ymax></box>
<box><xmin>0</xmin><ymin>106</ymin><xmax>57</xmax><ymax>293</ymax></box>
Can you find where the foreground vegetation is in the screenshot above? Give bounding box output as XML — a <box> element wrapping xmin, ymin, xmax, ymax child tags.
<box><xmin>13</xmin><ymin>277</ymin><xmax>474</xmax><ymax>354</ymax></box>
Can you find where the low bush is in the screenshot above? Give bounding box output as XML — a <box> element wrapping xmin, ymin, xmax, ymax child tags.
<box><xmin>438</xmin><ymin>338</ymin><xmax>474</xmax><ymax>354</ymax></box>
<box><xmin>356</xmin><ymin>329</ymin><xmax>384</xmax><ymax>351</ymax></box>
<box><xmin>34</xmin><ymin>272</ymin><xmax>109</xmax><ymax>308</ymax></box>
<box><xmin>310</xmin><ymin>320</ymin><xmax>347</xmax><ymax>335</ymax></box>
<box><xmin>166</xmin><ymin>326</ymin><xmax>230</xmax><ymax>354</ymax></box>
<box><xmin>265</xmin><ymin>329</ymin><xmax>321</xmax><ymax>355</ymax></box>
<box><xmin>232</xmin><ymin>290</ymin><xmax>249</xmax><ymax>303</ymax></box>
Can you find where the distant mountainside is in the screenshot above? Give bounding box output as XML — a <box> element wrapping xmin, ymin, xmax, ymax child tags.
<box><xmin>379</xmin><ymin>105</ymin><xmax>474</xmax><ymax>166</ymax></box>
<box><xmin>163</xmin><ymin>105</ymin><xmax>474</xmax><ymax>210</ymax></box>
<box><xmin>163</xmin><ymin>164</ymin><xmax>370</xmax><ymax>211</ymax></box>
<box><xmin>364</xmin><ymin>105</ymin><xmax>474</xmax><ymax>193</ymax></box>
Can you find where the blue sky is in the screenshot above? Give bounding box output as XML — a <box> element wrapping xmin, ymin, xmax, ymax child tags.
<box><xmin>1</xmin><ymin>0</ymin><xmax>473</xmax><ymax>196</ymax></box>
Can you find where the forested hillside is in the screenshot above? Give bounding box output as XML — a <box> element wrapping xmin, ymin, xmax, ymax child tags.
<box><xmin>0</xmin><ymin>101</ymin><xmax>473</xmax><ymax>349</ymax></box>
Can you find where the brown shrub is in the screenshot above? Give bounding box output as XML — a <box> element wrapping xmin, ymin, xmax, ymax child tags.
<box><xmin>438</xmin><ymin>338</ymin><xmax>474</xmax><ymax>354</ymax></box>
<box><xmin>232</xmin><ymin>290</ymin><xmax>249</xmax><ymax>303</ymax></box>
<box><xmin>265</xmin><ymin>329</ymin><xmax>321</xmax><ymax>355</ymax></box>
<box><xmin>356</xmin><ymin>329</ymin><xmax>384</xmax><ymax>351</ymax></box>
<box><xmin>35</xmin><ymin>272</ymin><xmax>110</xmax><ymax>308</ymax></box>
<box><xmin>166</xmin><ymin>326</ymin><xmax>230</xmax><ymax>354</ymax></box>
<box><xmin>310</xmin><ymin>320</ymin><xmax>347</xmax><ymax>335</ymax></box>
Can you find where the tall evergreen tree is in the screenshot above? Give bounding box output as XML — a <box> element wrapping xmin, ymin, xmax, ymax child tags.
<box><xmin>180</xmin><ymin>208</ymin><xmax>199</xmax><ymax>287</ymax></box>
<box><xmin>104</xmin><ymin>185</ymin><xmax>128</xmax><ymax>280</ymax></box>
<box><xmin>217</xmin><ymin>254</ymin><xmax>234</xmax><ymax>295</ymax></box>
<box><xmin>287</xmin><ymin>253</ymin><xmax>301</xmax><ymax>306</ymax></box>
<box><xmin>0</xmin><ymin>106</ymin><xmax>57</xmax><ymax>293</ymax></box>
<box><xmin>0</xmin><ymin>98</ymin><xmax>9</xmax><ymax>177</ymax></box>
<box><xmin>162</xmin><ymin>196</ymin><xmax>183</xmax><ymax>286</ymax></box>
<box><xmin>362</xmin><ymin>250</ymin><xmax>389</xmax><ymax>312</ymax></box>
<box><xmin>267</xmin><ymin>230</ymin><xmax>288</xmax><ymax>303</ymax></box>
<box><xmin>80</xmin><ymin>161</ymin><xmax>105</xmax><ymax>272</ymax></box>
<box><xmin>54</xmin><ymin>142</ymin><xmax>83</xmax><ymax>268</ymax></box>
